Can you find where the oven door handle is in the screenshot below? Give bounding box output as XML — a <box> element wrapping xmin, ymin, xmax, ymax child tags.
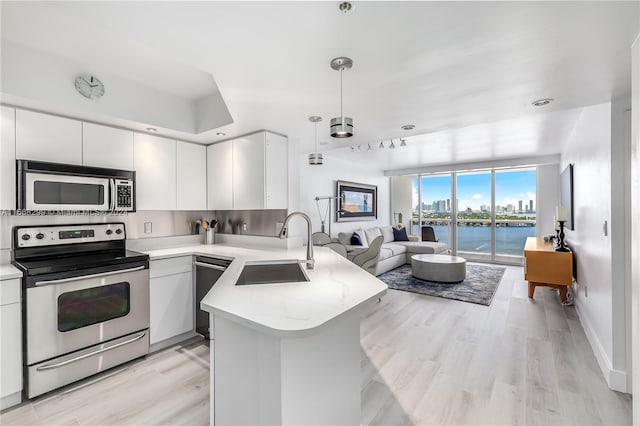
<box><xmin>35</xmin><ymin>332</ymin><xmax>147</xmax><ymax>371</ymax></box>
<box><xmin>35</xmin><ymin>266</ymin><xmax>146</xmax><ymax>287</ymax></box>
<box><xmin>194</xmin><ymin>261</ymin><xmax>227</xmax><ymax>272</ymax></box>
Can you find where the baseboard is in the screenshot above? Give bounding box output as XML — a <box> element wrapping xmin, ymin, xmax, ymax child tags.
<box><xmin>574</xmin><ymin>301</ymin><xmax>630</xmax><ymax>393</ymax></box>
<box><xmin>149</xmin><ymin>331</ymin><xmax>199</xmax><ymax>353</ymax></box>
<box><xmin>0</xmin><ymin>391</ymin><xmax>22</xmax><ymax>411</ymax></box>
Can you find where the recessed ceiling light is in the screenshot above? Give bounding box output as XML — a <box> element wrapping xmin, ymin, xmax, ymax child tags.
<box><xmin>401</xmin><ymin>124</ymin><xmax>415</xmax><ymax>131</ymax></box>
<box><xmin>216</xmin><ymin>132</ymin><xmax>226</xmax><ymax>137</ymax></box>
<box><xmin>146</xmin><ymin>127</ymin><xmax>157</xmax><ymax>132</ymax></box>
<box><xmin>532</xmin><ymin>98</ymin><xmax>554</xmax><ymax>107</ymax></box>
<box><xmin>338</xmin><ymin>1</ymin><xmax>354</xmax><ymax>14</ymax></box>
<box><xmin>319</xmin><ymin>141</ymin><xmax>329</xmax><ymax>146</ymax></box>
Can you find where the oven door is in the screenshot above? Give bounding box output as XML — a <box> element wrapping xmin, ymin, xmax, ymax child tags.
<box><xmin>26</xmin><ymin>265</ymin><xmax>149</xmax><ymax>365</ymax></box>
<box><xmin>24</xmin><ymin>172</ymin><xmax>110</xmax><ymax>211</ymax></box>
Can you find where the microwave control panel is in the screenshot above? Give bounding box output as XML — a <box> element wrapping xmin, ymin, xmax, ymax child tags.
<box><xmin>114</xmin><ymin>180</ymin><xmax>133</xmax><ymax>210</ymax></box>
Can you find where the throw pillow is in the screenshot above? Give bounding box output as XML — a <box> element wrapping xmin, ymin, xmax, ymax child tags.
<box><xmin>351</xmin><ymin>232</ymin><xmax>363</xmax><ymax>246</ymax></box>
<box><xmin>354</xmin><ymin>228</ymin><xmax>369</xmax><ymax>247</ymax></box>
<box><xmin>393</xmin><ymin>227</ymin><xmax>409</xmax><ymax>241</ymax></box>
<box><xmin>337</xmin><ymin>232</ymin><xmax>352</xmax><ymax>246</ymax></box>
<box><xmin>380</xmin><ymin>226</ymin><xmax>395</xmax><ymax>243</ymax></box>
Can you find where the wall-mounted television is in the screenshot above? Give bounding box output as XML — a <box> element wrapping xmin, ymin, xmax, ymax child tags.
<box><xmin>560</xmin><ymin>164</ymin><xmax>574</xmax><ymax>230</ymax></box>
<box><xmin>336</xmin><ymin>180</ymin><xmax>377</xmax><ymax>222</ymax></box>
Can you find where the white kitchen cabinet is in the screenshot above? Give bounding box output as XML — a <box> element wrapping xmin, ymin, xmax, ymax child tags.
<box><xmin>1</xmin><ymin>278</ymin><xmax>22</xmax><ymax>410</ymax></box>
<box><xmin>15</xmin><ymin>109</ymin><xmax>82</xmax><ymax>164</ymax></box>
<box><xmin>232</xmin><ymin>133</ymin><xmax>265</xmax><ymax>210</ymax></box>
<box><xmin>177</xmin><ymin>142</ymin><xmax>206</xmax><ymax>210</ymax></box>
<box><xmin>264</xmin><ymin>132</ymin><xmax>288</xmax><ymax>209</ymax></box>
<box><xmin>82</xmin><ymin>123</ymin><xmax>134</xmax><ymax>170</ymax></box>
<box><xmin>134</xmin><ymin>133</ymin><xmax>177</xmax><ymax>210</ymax></box>
<box><xmin>232</xmin><ymin>131</ymin><xmax>288</xmax><ymax>210</ymax></box>
<box><xmin>207</xmin><ymin>140</ymin><xmax>233</xmax><ymax>210</ymax></box>
<box><xmin>149</xmin><ymin>257</ymin><xmax>194</xmax><ymax>347</ymax></box>
<box><xmin>1</xmin><ymin>106</ymin><xmax>16</xmax><ymax>210</ymax></box>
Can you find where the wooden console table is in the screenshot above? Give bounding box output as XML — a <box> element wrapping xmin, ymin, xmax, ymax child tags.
<box><xmin>523</xmin><ymin>237</ymin><xmax>573</xmax><ymax>302</ymax></box>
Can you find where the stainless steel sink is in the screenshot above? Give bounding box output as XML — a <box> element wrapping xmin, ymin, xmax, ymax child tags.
<box><xmin>235</xmin><ymin>260</ymin><xmax>310</xmax><ymax>286</ymax></box>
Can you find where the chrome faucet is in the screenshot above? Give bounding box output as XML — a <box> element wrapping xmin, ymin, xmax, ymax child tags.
<box><xmin>278</xmin><ymin>212</ymin><xmax>314</xmax><ymax>270</ymax></box>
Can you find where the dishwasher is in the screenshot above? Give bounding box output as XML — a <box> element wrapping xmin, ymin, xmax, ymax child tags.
<box><xmin>195</xmin><ymin>256</ymin><xmax>232</xmax><ymax>339</ymax></box>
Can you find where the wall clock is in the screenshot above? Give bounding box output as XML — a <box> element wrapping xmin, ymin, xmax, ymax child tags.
<box><xmin>74</xmin><ymin>73</ymin><xmax>105</xmax><ymax>99</ymax></box>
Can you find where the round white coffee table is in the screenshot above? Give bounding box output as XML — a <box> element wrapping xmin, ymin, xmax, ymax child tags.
<box><xmin>411</xmin><ymin>254</ymin><xmax>466</xmax><ymax>283</ymax></box>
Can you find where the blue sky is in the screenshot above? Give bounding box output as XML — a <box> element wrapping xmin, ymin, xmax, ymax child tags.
<box><xmin>412</xmin><ymin>169</ymin><xmax>536</xmax><ymax>210</ymax></box>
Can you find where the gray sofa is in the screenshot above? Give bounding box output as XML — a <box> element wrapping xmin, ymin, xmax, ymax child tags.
<box><xmin>338</xmin><ymin>226</ymin><xmax>448</xmax><ymax>276</ymax></box>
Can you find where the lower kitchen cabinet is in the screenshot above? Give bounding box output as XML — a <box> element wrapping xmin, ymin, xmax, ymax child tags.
<box><xmin>149</xmin><ymin>257</ymin><xmax>194</xmax><ymax>348</ymax></box>
<box><xmin>1</xmin><ymin>278</ymin><xmax>22</xmax><ymax>410</ymax></box>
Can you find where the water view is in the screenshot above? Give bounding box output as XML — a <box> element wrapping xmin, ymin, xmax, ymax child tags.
<box><xmin>412</xmin><ymin>224</ymin><xmax>536</xmax><ymax>256</ymax></box>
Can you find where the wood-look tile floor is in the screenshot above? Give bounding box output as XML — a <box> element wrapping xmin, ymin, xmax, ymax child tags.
<box><xmin>1</xmin><ymin>265</ymin><xmax>632</xmax><ymax>425</ymax></box>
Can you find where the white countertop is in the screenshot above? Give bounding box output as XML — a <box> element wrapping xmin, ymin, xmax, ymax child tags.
<box><xmin>0</xmin><ymin>264</ymin><xmax>22</xmax><ymax>280</ymax></box>
<box><xmin>142</xmin><ymin>243</ymin><xmax>387</xmax><ymax>338</ymax></box>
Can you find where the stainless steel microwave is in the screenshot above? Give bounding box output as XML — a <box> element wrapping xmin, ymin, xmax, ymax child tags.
<box><xmin>17</xmin><ymin>160</ymin><xmax>136</xmax><ymax>212</ymax></box>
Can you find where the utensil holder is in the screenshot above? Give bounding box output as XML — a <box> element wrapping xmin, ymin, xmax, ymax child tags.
<box><xmin>205</xmin><ymin>228</ymin><xmax>215</xmax><ymax>245</ymax></box>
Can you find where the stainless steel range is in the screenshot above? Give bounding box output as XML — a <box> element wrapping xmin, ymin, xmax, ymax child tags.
<box><xmin>12</xmin><ymin>223</ymin><xmax>150</xmax><ymax>398</ymax></box>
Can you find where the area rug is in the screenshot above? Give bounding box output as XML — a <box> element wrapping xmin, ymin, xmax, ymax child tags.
<box><xmin>377</xmin><ymin>263</ymin><xmax>506</xmax><ymax>306</ymax></box>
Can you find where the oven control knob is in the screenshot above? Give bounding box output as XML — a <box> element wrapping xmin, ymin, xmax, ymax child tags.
<box><xmin>106</xmin><ymin>229</ymin><xmax>113</xmax><ymax>235</ymax></box>
<box><xmin>21</xmin><ymin>234</ymin><xmax>31</xmax><ymax>241</ymax></box>
<box><xmin>115</xmin><ymin>229</ymin><xmax>122</xmax><ymax>235</ymax></box>
<box><xmin>36</xmin><ymin>233</ymin><xmax>45</xmax><ymax>240</ymax></box>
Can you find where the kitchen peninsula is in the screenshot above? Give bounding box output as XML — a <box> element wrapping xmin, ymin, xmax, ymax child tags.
<box><xmin>144</xmin><ymin>243</ymin><xmax>387</xmax><ymax>425</ymax></box>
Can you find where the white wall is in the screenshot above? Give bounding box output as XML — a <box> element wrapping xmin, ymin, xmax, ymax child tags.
<box><xmin>390</xmin><ymin>176</ymin><xmax>414</xmax><ymax>232</ymax></box>
<box><xmin>630</xmin><ymin>35</ymin><xmax>639</xmax><ymax>424</ymax></box>
<box><xmin>535</xmin><ymin>163</ymin><xmax>560</xmax><ymax>238</ymax></box>
<box><xmin>561</xmin><ymin>100</ymin><xmax>632</xmax><ymax>392</ymax></box>
<box><xmin>297</xmin><ymin>154</ymin><xmax>390</xmax><ymax>240</ymax></box>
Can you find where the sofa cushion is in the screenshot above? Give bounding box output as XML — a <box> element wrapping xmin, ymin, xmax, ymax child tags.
<box><xmin>382</xmin><ymin>243</ymin><xmax>407</xmax><ymax>256</ymax></box>
<box><xmin>363</xmin><ymin>227</ymin><xmax>382</xmax><ymax>245</ymax></box>
<box><xmin>396</xmin><ymin>241</ymin><xmax>448</xmax><ymax>254</ymax></box>
<box><xmin>337</xmin><ymin>232</ymin><xmax>352</xmax><ymax>246</ymax></box>
<box><xmin>354</xmin><ymin>229</ymin><xmax>369</xmax><ymax>247</ymax></box>
<box><xmin>378</xmin><ymin>247</ymin><xmax>395</xmax><ymax>261</ymax></box>
<box><xmin>393</xmin><ymin>227</ymin><xmax>410</xmax><ymax>241</ymax></box>
<box><xmin>380</xmin><ymin>226</ymin><xmax>395</xmax><ymax>243</ymax></box>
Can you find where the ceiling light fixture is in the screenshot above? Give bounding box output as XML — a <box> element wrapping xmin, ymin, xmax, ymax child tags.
<box><xmin>216</xmin><ymin>132</ymin><xmax>226</xmax><ymax>137</ymax></box>
<box><xmin>532</xmin><ymin>98</ymin><xmax>554</xmax><ymax>107</ymax></box>
<box><xmin>379</xmin><ymin>140</ymin><xmax>384</xmax><ymax>149</ymax></box>
<box><xmin>400</xmin><ymin>138</ymin><xmax>407</xmax><ymax>147</ymax></box>
<box><xmin>308</xmin><ymin>116</ymin><xmax>324</xmax><ymax>165</ymax></box>
<box><xmin>401</xmin><ymin>124</ymin><xmax>415</xmax><ymax>131</ymax></box>
<box><xmin>389</xmin><ymin>139</ymin><xmax>396</xmax><ymax>149</ymax></box>
<box><xmin>367</xmin><ymin>144</ymin><xmax>372</xmax><ymax>152</ymax></box>
<box><xmin>330</xmin><ymin>57</ymin><xmax>354</xmax><ymax>138</ymax></box>
<box><xmin>146</xmin><ymin>127</ymin><xmax>157</xmax><ymax>132</ymax></box>
<box><xmin>338</xmin><ymin>1</ymin><xmax>354</xmax><ymax>14</ymax></box>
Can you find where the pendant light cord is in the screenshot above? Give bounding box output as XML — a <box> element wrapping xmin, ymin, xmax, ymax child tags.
<box><xmin>340</xmin><ymin>67</ymin><xmax>343</xmax><ymax>117</ymax></box>
<box><xmin>314</xmin><ymin>121</ymin><xmax>318</xmax><ymax>152</ymax></box>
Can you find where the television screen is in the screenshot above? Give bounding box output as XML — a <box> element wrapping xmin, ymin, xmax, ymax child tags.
<box><xmin>560</xmin><ymin>164</ymin><xmax>574</xmax><ymax>230</ymax></box>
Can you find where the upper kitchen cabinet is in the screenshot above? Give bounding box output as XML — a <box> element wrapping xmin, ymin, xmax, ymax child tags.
<box><xmin>15</xmin><ymin>110</ymin><xmax>82</xmax><ymax>165</ymax></box>
<box><xmin>1</xmin><ymin>106</ymin><xmax>16</xmax><ymax>210</ymax></box>
<box><xmin>206</xmin><ymin>140</ymin><xmax>233</xmax><ymax>210</ymax></box>
<box><xmin>176</xmin><ymin>141</ymin><xmax>206</xmax><ymax>210</ymax></box>
<box><xmin>82</xmin><ymin>123</ymin><xmax>134</xmax><ymax>170</ymax></box>
<box><xmin>232</xmin><ymin>131</ymin><xmax>288</xmax><ymax>210</ymax></box>
<box><xmin>134</xmin><ymin>133</ymin><xmax>177</xmax><ymax>210</ymax></box>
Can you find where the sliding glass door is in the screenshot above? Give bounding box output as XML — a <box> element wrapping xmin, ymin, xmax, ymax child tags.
<box><xmin>456</xmin><ymin>171</ymin><xmax>492</xmax><ymax>262</ymax></box>
<box><xmin>418</xmin><ymin>174</ymin><xmax>452</xmax><ymax>250</ymax></box>
<box><xmin>495</xmin><ymin>168</ymin><xmax>537</xmax><ymax>262</ymax></box>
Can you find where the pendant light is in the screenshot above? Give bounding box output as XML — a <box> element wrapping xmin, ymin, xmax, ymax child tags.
<box><xmin>308</xmin><ymin>116</ymin><xmax>324</xmax><ymax>165</ymax></box>
<box><xmin>329</xmin><ymin>57</ymin><xmax>354</xmax><ymax>138</ymax></box>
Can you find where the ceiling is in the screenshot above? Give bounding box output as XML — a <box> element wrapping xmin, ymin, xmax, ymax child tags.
<box><xmin>1</xmin><ymin>1</ymin><xmax>638</xmax><ymax>167</ymax></box>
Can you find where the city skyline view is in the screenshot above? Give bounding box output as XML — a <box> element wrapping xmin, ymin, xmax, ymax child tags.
<box><xmin>412</xmin><ymin>168</ymin><xmax>536</xmax><ymax>214</ymax></box>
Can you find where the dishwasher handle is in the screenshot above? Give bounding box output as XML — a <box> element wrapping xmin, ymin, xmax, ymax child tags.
<box><xmin>194</xmin><ymin>261</ymin><xmax>227</xmax><ymax>272</ymax></box>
